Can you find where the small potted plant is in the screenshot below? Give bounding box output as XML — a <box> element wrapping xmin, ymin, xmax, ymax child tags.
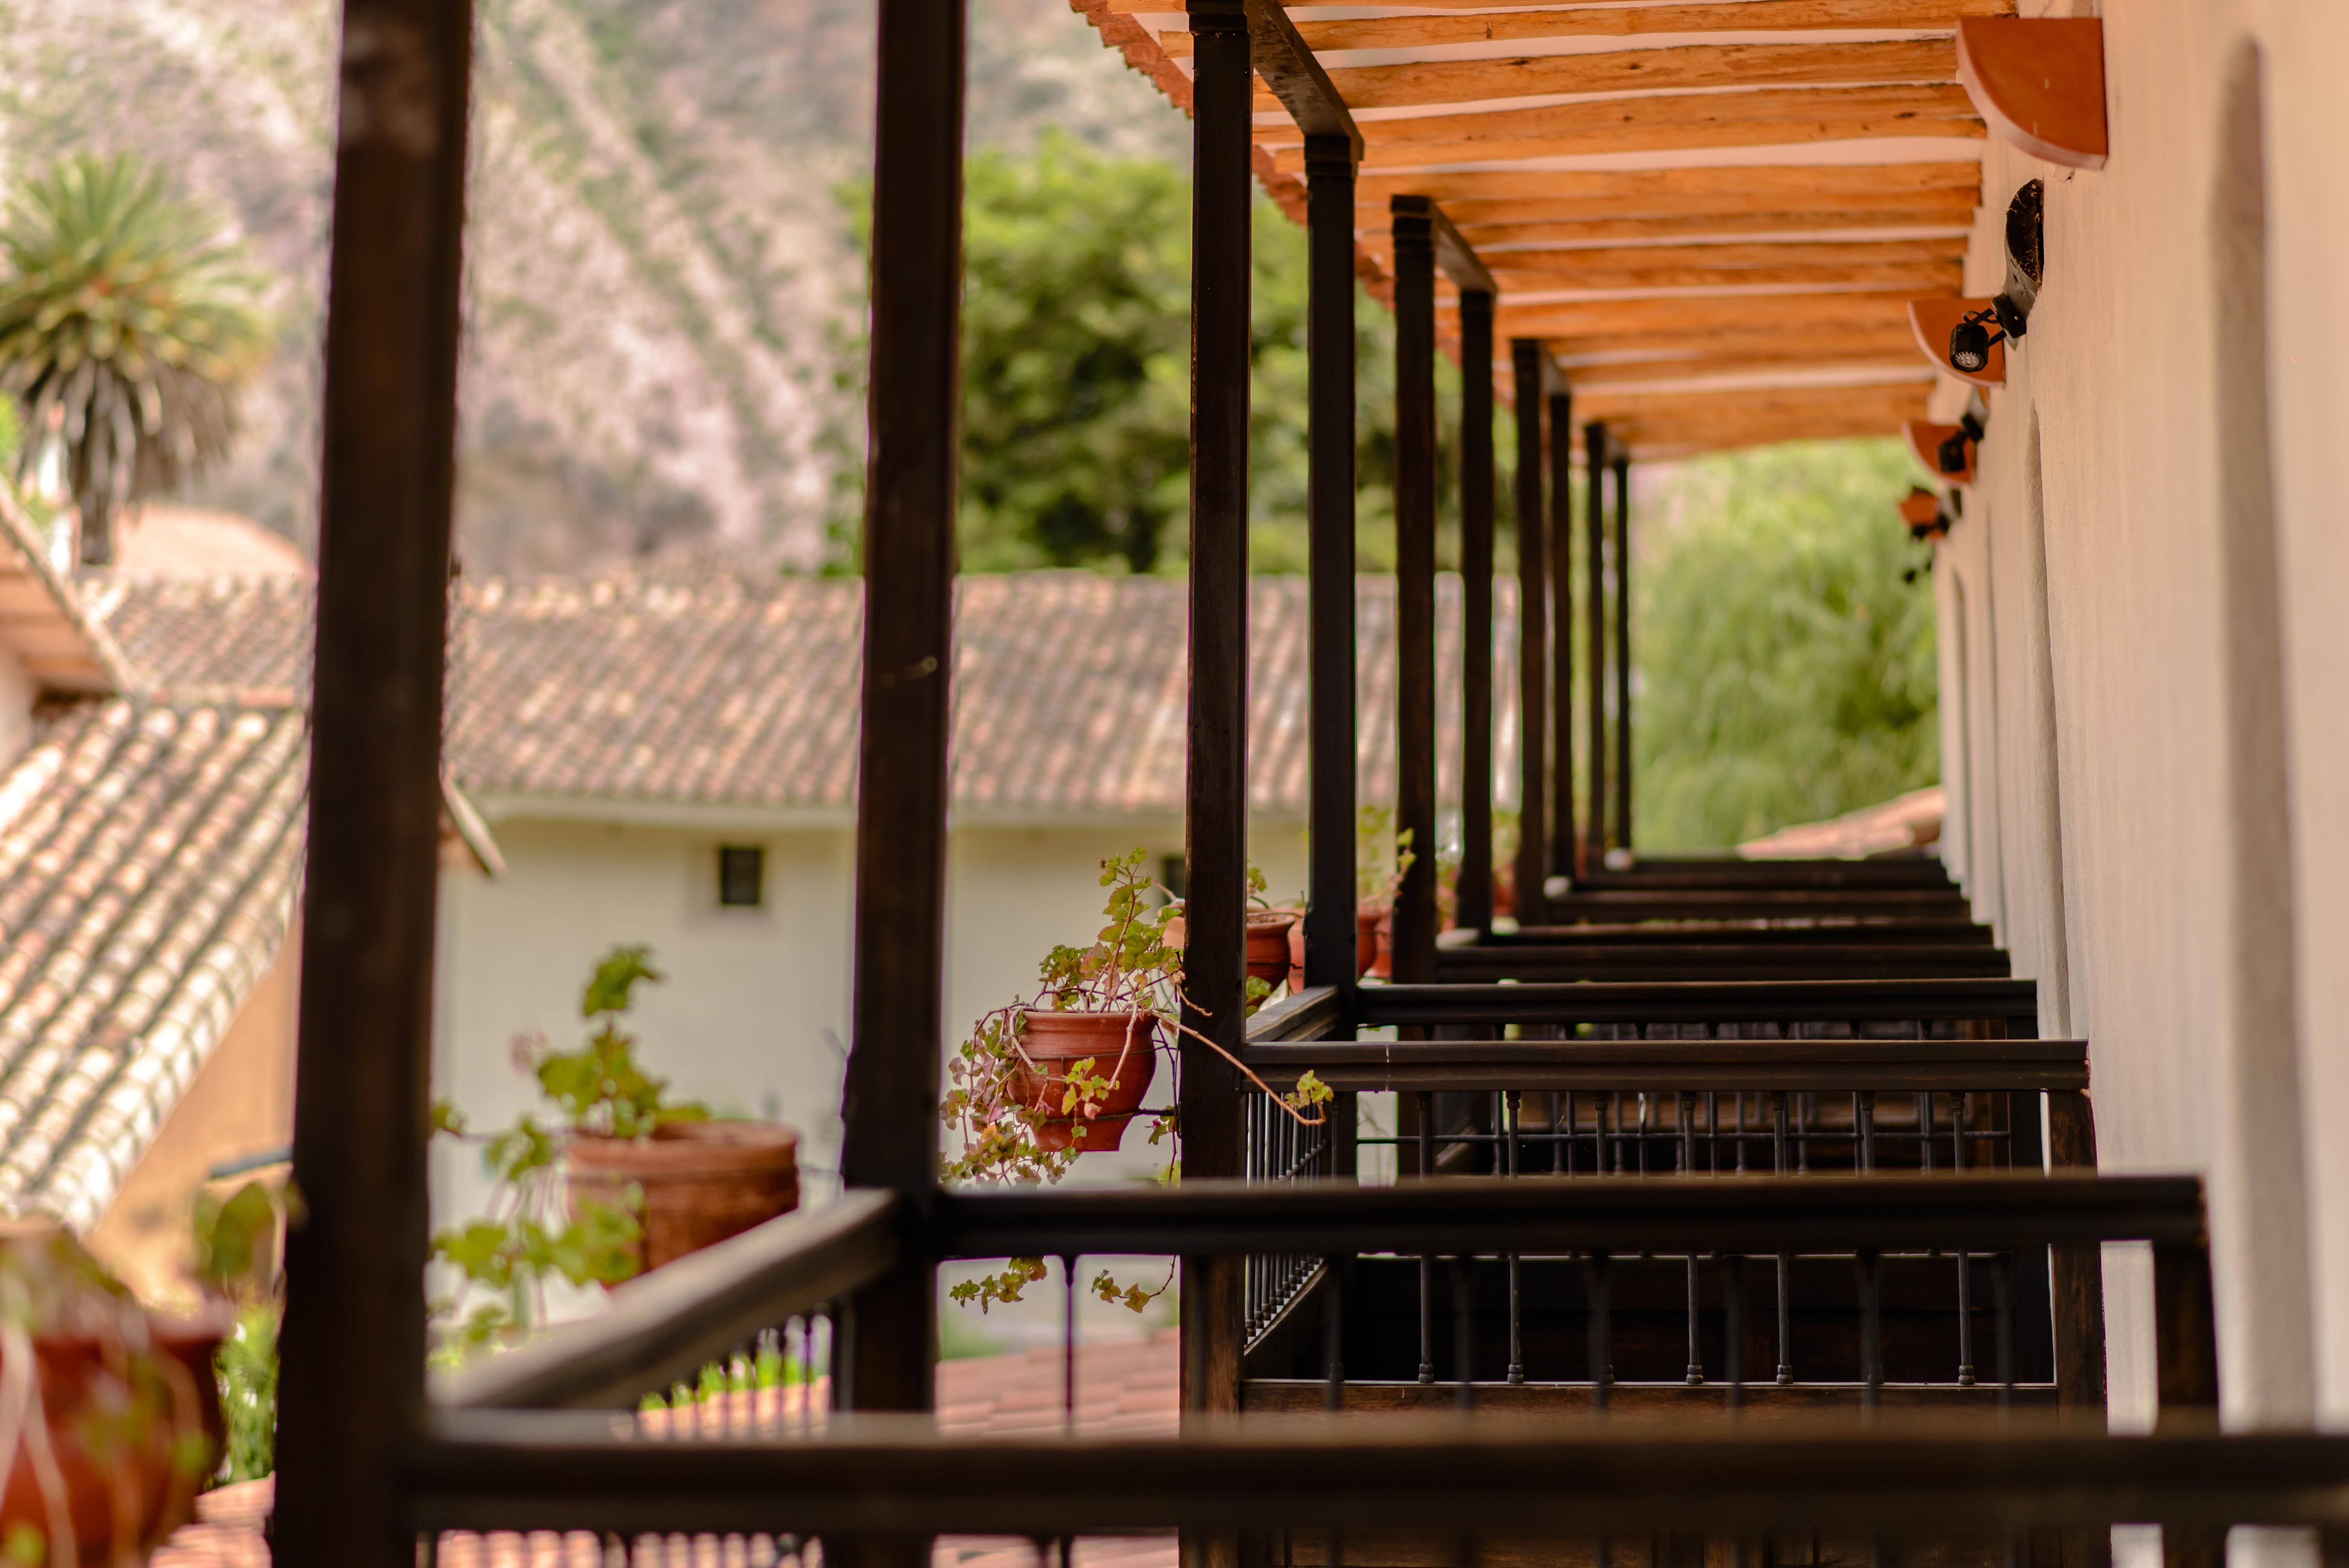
<box><xmin>1244</xmin><ymin>867</ymin><xmax>1301</xmax><ymax>992</ymax></box>
<box><xmin>1357</xmin><ymin>808</ymin><xmax>1414</xmax><ymax>979</ymax></box>
<box><xmin>0</xmin><ymin>1223</ymin><xmax>225</xmax><ymax>1563</ymax></box>
<box><xmin>430</xmin><ymin>946</ymin><xmax>798</xmax><ymax>1358</ymax></box>
<box><xmin>943</xmin><ymin>851</ymin><xmax>1331</xmax><ymax>1313</ymax></box>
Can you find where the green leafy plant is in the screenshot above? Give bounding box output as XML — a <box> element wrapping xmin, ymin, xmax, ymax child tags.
<box><xmin>942</xmin><ymin>851</ymin><xmax>1330</xmax><ymax>1313</ymax></box>
<box><xmin>428</xmin><ymin>946</ymin><xmax>708</xmax><ymax>1361</ymax></box>
<box><xmin>190</xmin><ymin>1176</ymin><xmax>291</xmax><ymax>1486</ymax></box>
<box><xmin>0</xmin><ymin>153</ymin><xmax>273</xmax><ymax>564</ymax></box>
<box><xmin>1356</xmin><ymin>806</ymin><xmax>1414</xmax><ymax>906</ymax></box>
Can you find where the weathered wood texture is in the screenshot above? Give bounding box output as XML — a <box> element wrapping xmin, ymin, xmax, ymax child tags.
<box><xmin>1511</xmin><ymin>340</ymin><xmax>1548</xmax><ymax>925</ymax></box>
<box><xmin>274</xmin><ymin>3</ymin><xmax>473</xmax><ymax>1565</ymax></box>
<box><xmin>1457</xmin><ymin>288</ymin><xmax>1496</xmax><ymax>936</ymax></box>
<box><xmin>1547</xmin><ymin>389</ymin><xmax>1577</xmax><ymax>880</ymax></box>
<box><xmin>1583</xmin><ymin>420</ymin><xmax>1608</xmax><ymax>863</ymax></box>
<box><xmin>1182</xmin><ymin>0</ymin><xmax>1254</xmax><ymax>1422</ymax></box>
<box><xmin>1303</xmin><ymin>137</ymin><xmax>1358</xmax><ymax>996</ymax></box>
<box><xmin>836</xmin><ymin>0</ymin><xmax>968</xmax><ymax>1419</ymax></box>
<box><xmin>1390</xmin><ymin>197</ymin><xmax>1439</xmax><ymax>988</ymax></box>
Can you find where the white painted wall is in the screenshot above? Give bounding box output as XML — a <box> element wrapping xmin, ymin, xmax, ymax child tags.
<box><xmin>1933</xmin><ymin>0</ymin><xmax>2349</xmax><ymax>1429</ymax></box>
<box><xmin>429</xmin><ymin>810</ymin><xmax>1315</xmax><ymax>1229</ymax></box>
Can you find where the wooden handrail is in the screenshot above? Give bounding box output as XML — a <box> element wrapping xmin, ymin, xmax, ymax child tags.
<box><xmin>932</xmin><ymin>1172</ymin><xmax>2201</xmax><ymax>1259</ymax></box>
<box><xmin>1484</xmin><ymin>919</ymin><xmax>1996</xmax><ymax>947</ymax></box>
<box><xmin>1434</xmin><ymin>941</ymin><xmax>2010</xmax><ymax>981</ymax></box>
<box><xmin>1246</xmin><ymin>983</ymin><xmax>1347</xmax><ymax>1043</ymax></box>
<box><xmin>1241</xmin><ymin>1037</ymin><xmax>2088</xmax><ymax>1093</ymax></box>
<box><xmin>1570</xmin><ymin>858</ymin><xmax>1956</xmax><ymax>892</ymax></box>
<box><xmin>408</xmin><ymin>1417</ymin><xmax>2349</xmax><ymax>1539</ymax></box>
<box><xmin>435</xmin><ymin>1189</ymin><xmax>897</xmax><ymax>1411</ymax></box>
<box><xmin>1358</xmin><ymin>976</ymin><xmax>2039</xmax><ymax>1031</ymax></box>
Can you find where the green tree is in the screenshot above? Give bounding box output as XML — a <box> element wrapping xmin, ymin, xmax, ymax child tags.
<box><xmin>1632</xmin><ymin>440</ymin><xmax>1938</xmax><ymax>849</ymax></box>
<box><xmin>0</xmin><ymin>154</ymin><xmax>272</xmax><ymax>564</ymax></box>
<box><xmin>839</xmin><ymin>132</ymin><xmax>1494</xmax><ymax>575</ymax></box>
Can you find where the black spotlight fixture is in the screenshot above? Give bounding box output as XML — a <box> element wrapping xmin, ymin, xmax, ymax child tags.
<box><xmin>1935</xmin><ymin>411</ymin><xmax>1985</xmax><ymax>476</ymax></box>
<box><xmin>1947</xmin><ymin>181</ymin><xmax>2044</xmax><ymax>371</ymax></box>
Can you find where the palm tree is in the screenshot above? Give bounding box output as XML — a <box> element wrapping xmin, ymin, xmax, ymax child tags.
<box><xmin>0</xmin><ymin>153</ymin><xmax>272</xmax><ymax>565</ymax></box>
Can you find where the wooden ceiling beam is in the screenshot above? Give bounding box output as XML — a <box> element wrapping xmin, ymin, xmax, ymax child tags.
<box><xmin>1545</xmin><ymin>326</ymin><xmax>1925</xmax><ymax>363</ymax></box>
<box><xmin>1372</xmin><ymin>237</ymin><xmax>1968</xmax><ymax>271</ymax></box>
<box><xmin>1484</xmin><ymin>259</ymin><xmax>1962</xmax><ymax>291</ymax></box>
<box><xmin>1260</xmin><ymin>82</ymin><xmax>1981</xmax><ymax>150</ymax></box>
<box><xmin>1350</xmin><ymin>162</ymin><xmax>1982</xmax><ymax>206</ymax></box>
<box><xmin>1572</xmin><ymin>379</ymin><xmax>1930</xmax><ymax>422</ymax></box>
<box><xmin>1281</xmin><ymin>114</ymin><xmax>1985</xmax><ymax>170</ymax></box>
<box><xmin>1238</xmin><ymin>0</ymin><xmax>2016</xmax><ymax>51</ymax></box>
<box><xmin>1550</xmin><ymin>353</ymin><xmax>1929</xmax><ymax>387</ymax></box>
<box><xmin>1484</xmin><ymin>292</ymin><xmax>1920</xmax><ymax>336</ymax></box>
<box><xmin>1250</xmin><ymin>40</ymin><xmax>1957</xmax><ymax>113</ymax></box>
<box><xmin>1440</xmin><ymin>211</ymin><xmax>1972</xmax><ymax>245</ymax></box>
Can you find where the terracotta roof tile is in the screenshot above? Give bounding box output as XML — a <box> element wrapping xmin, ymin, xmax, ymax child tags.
<box><xmin>91</xmin><ymin>567</ymin><xmax>1520</xmax><ymax>817</ymax></box>
<box><xmin>0</xmin><ymin>699</ymin><xmax>306</xmax><ymax>1229</ymax></box>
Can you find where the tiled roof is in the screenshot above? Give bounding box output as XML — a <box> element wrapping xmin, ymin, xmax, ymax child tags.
<box><xmin>0</xmin><ymin>699</ymin><xmax>306</xmax><ymax>1230</ymax></box>
<box><xmin>90</xmin><ymin>565</ymin><xmax>1522</xmax><ymax>818</ymax></box>
<box><xmin>0</xmin><ymin>488</ymin><xmax>133</xmax><ymax>697</ymax></box>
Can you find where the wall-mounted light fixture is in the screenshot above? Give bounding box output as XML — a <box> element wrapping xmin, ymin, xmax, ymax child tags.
<box><xmin>1904</xmin><ymin>419</ymin><xmax>1977</xmax><ymax>487</ymax></box>
<box><xmin>1949</xmin><ymin>183</ymin><xmax>2046</xmax><ymax>371</ymax></box>
<box><xmin>1898</xmin><ymin>486</ymin><xmax>1950</xmax><ymax>543</ymax></box>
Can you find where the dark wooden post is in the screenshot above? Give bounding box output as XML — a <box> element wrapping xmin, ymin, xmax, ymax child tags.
<box><xmin>1582</xmin><ymin>420</ymin><xmax>1609</xmax><ymax>869</ymax></box>
<box><xmin>1547</xmin><ymin>390</ymin><xmax>1574</xmax><ymax>886</ymax></box>
<box><xmin>1510</xmin><ymin>342</ymin><xmax>1547</xmax><ymax>928</ymax></box>
<box><xmin>834</xmin><ymin>0</ymin><xmax>967</xmax><ymax>1425</ymax></box>
<box><xmin>1302</xmin><ymin>132</ymin><xmax>1357</xmax><ymax>1002</ymax></box>
<box><xmin>1180</xmin><ymin>0</ymin><xmax>1251</xmax><ymax>1424</ymax></box>
<box><xmin>273</xmin><ymin>5</ymin><xmax>472</xmax><ymax>1566</ymax></box>
<box><xmin>1389</xmin><ymin>197</ymin><xmax>1438</xmax><ymax>985</ymax></box>
<box><xmin>2045</xmin><ymin>1091</ymin><xmax>2109</xmax><ymax>1415</ymax></box>
<box><xmin>1456</xmin><ymin>289</ymin><xmax>1496</xmax><ymax>937</ymax></box>
<box><xmin>1612</xmin><ymin>449</ymin><xmax>1632</xmax><ymax>856</ymax></box>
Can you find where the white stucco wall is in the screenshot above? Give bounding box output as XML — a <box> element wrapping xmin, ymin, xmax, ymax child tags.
<box><xmin>429</xmin><ymin>809</ymin><xmax>1314</xmax><ymax>1229</ymax></box>
<box><xmin>1932</xmin><ymin>0</ymin><xmax>2349</xmax><ymax>1429</ymax></box>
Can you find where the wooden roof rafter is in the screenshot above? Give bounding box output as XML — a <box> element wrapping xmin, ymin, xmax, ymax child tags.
<box><xmin>1063</xmin><ymin>0</ymin><xmax>2004</xmax><ymax>457</ymax></box>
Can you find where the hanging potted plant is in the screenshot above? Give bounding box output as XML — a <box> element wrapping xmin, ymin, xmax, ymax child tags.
<box><xmin>943</xmin><ymin>851</ymin><xmax>1332</xmax><ymax>1313</ymax></box>
<box><xmin>0</xmin><ymin>1224</ymin><xmax>225</xmax><ymax>1565</ymax></box>
<box><xmin>430</xmin><ymin>946</ymin><xmax>799</xmax><ymax>1358</ymax></box>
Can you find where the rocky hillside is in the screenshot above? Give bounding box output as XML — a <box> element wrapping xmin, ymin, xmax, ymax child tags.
<box><xmin>0</xmin><ymin>0</ymin><xmax>1182</xmax><ymax>575</ymax></box>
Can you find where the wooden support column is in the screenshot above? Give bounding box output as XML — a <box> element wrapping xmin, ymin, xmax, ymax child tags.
<box><xmin>1547</xmin><ymin>389</ymin><xmax>1575</xmax><ymax>884</ymax></box>
<box><xmin>1612</xmin><ymin>449</ymin><xmax>1633</xmax><ymax>856</ymax></box>
<box><xmin>1583</xmin><ymin>420</ymin><xmax>1609</xmax><ymax>869</ymax></box>
<box><xmin>273</xmin><ymin>4</ymin><xmax>472</xmax><ymax>1565</ymax></box>
<box><xmin>1456</xmin><ymin>288</ymin><xmax>1496</xmax><ymax>937</ymax></box>
<box><xmin>1302</xmin><ymin>131</ymin><xmax>1357</xmax><ymax>1000</ymax></box>
<box><xmin>1510</xmin><ymin>342</ymin><xmax>1547</xmax><ymax>928</ymax></box>
<box><xmin>1389</xmin><ymin>196</ymin><xmax>1439</xmax><ymax>986</ymax></box>
<box><xmin>1181</xmin><ymin>0</ymin><xmax>1251</xmax><ymax>1425</ymax></box>
<box><xmin>835</xmin><ymin>0</ymin><xmax>967</xmax><ymax>1423</ymax></box>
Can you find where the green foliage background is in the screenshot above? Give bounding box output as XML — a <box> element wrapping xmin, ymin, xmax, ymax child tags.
<box><xmin>1632</xmin><ymin>440</ymin><xmax>1939</xmax><ymax>849</ymax></box>
<box><xmin>842</xmin><ymin>132</ymin><xmax>1493</xmax><ymax>575</ymax></box>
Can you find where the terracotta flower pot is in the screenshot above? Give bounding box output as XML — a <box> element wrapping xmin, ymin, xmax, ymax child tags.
<box><xmin>1010</xmin><ymin>1009</ymin><xmax>1160</xmax><ymax>1153</ymax></box>
<box><xmin>569</xmin><ymin>1121</ymin><xmax>801</xmax><ymax>1272</ymax></box>
<box><xmin>1246</xmin><ymin>910</ymin><xmax>1299</xmax><ymax>990</ymax></box>
<box><xmin>1356</xmin><ymin>905</ymin><xmax>1384</xmax><ymax>978</ymax></box>
<box><xmin>0</xmin><ymin>1226</ymin><xmax>226</xmax><ymax>1563</ymax></box>
<box><xmin>1372</xmin><ymin>907</ymin><xmax>1393</xmax><ymax>979</ymax></box>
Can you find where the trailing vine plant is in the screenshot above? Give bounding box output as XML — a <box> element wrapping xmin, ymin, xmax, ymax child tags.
<box><xmin>942</xmin><ymin>850</ymin><xmax>1332</xmax><ymax>1314</ymax></box>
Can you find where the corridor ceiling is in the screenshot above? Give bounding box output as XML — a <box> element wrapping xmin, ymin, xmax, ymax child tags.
<box><xmin>1080</xmin><ymin>0</ymin><xmax>2003</xmax><ymax>458</ymax></box>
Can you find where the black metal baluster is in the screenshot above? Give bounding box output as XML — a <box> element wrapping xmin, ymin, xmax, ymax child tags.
<box><xmin>1735</xmin><ymin>1092</ymin><xmax>1748</xmax><ymax>1174</ymax></box>
<box><xmin>1549</xmin><ymin>1090</ymin><xmax>1563</xmax><ymax>1174</ymax></box>
<box><xmin>1686</xmin><ymin>1251</ymin><xmax>1704</xmax><ymax>1386</ymax></box>
<box><xmin>1453</xmin><ymin>1257</ymin><xmax>1476</xmax><ymax>1410</ymax></box>
<box><xmin>1795</xmin><ymin>1091</ymin><xmax>1810</xmax><ymax>1174</ymax></box>
<box><xmin>1062</xmin><ymin>1253</ymin><xmax>1078</xmax><ymax>1434</ymax></box>
<box><xmin>1611</xmin><ymin>1092</ymin><xmax>1624</xmax><ymax>1173</ymax></box>
<box><xmin>1637</xmin><ymin>1091</ymin><xmax>1650</xmax><ymax>1175</ymax></box>
<box><xmin>1724</xmin><ymin>1254</ymin><xmax>1745</xmax><ymax>1413</ymax></box>
<box><xmin>1707</xmin><ymin>1091</ymin><xmax>1720</xmax><ymax>1175</ymax></box>
<box><xmin>1324</xmin><ymin>1253</ymin><xmax>1345</xmax><ymax>1412</ymax></box>
<box><xmin>1958</xmin><ymin>1251</ymin><xmax>1977</xmax><ymax>1386</ymax></box>
<box><xmin>1856</xmin><ymin>1092</ymin><xmax>1875</xmax><ymax>1172</ymax></box>
<box><xmin>1952</xmin><ymin>1091</ymin><xmax>1967</xmax><ymax>1171</ymax></box>
<box><xmin>1773</xmin><ymin>1094</ymin><xmax>1793</xmax><ymax>1384</ymax></box>
<box><xmin>1993</xmin><ymin>1252</ymin><xmax>2016</xmax><ymax>1408</ymax></box>
<box><xmin>1586</xmin><ymin>1252</ymin><xmax>1613</xmax><ymax>1410</ymax></box>
<box><xmin>1507</xmin><ymin>1091</ymin><xmax>1524</xmax><ymax>1385</ymax></box>
<box><xmin>1419</xmin><ymin>1091</ymin><xmax>1435</xmax><ymax>1382</ymax></box>
<box><xmin>1564</xmin><ymin>1091</ymin><xmax>1578</xmax><ymax>1175</ymax></box>
<box><xmin>1858</xmin><ymin>1248</ymin><xmax>1883</xmax><ymax>1414</ymax></box>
